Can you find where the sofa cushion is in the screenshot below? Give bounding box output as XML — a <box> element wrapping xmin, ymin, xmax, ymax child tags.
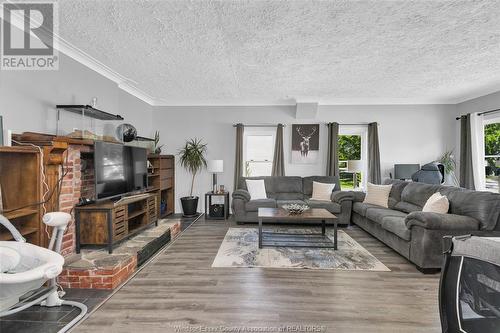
<box><xmin>245</xmin><ymin>199</ymin><xmax>277</xmax><ymax>212</ymax></box>
<box><xmin>277</xmin><ymin>200</ymin><xmax>307</xmax><ymax>207</ymax></box>
<box><xmin>352</xmin><ymin>202</ymin><xmax>381</xmax><ymax>217</ymax></box>
<box><xmin>366</xmin><ymin>208</ymin><xmax>408</xmax><ymax>225</ymax></box>
<box><xmin>447</xmin><ymin>189</ymin><xmax>500</xmax><ymax>230</ymax></box>
<box><xmin>274</xmin><ymin>192</ymin><xmax>304</xmax><ymax>200</ymax></box>
<box><xmin>389</xmin><ymin>180</ymin><xmax>410</xmax><ymax>202</ymax></box>
<box><xmin>303</xmin><ymin>176</ymin><xmax>340</xmax><ymax>196</ymax></box>
<box><xmin>394</xmin><ymin>201</ymin><xmax>422</xmax><ymax>214</ymax></box>
<box><xmin>239</xmin><ymin>177</ymin><xmax>304</xmax><ymax>200</ymax></box>
<box><xmin>400</xmin><ymin>182</ymin><xmax>441</xmax><ymax>208</ymax></box>
<box><xmin>381</xmin><ymin>216</ymin><xmax>411</xmax><ymax>241</ymax></box>
<box><xmin>305</xmin><ymin>199</ymin><xmax>341</xmax><ymax>214</ymax></box>
<box><xmin>384</xmin><ymin>179</ymin><xmax>410</xmax><ymax>209</ymax></box>
<box><xmin>272</xmin><ymin>176</ymin><xmax>303</xmax><ymax>193</ymax></box>
<box><xmin>272</xmin><ymin>176</ymin><xmax>304</xmax><ymax>200</ymax></box>
<box><xmin>239</xmin><ymin>177</ymin><xmax>275</xmax><ymax>192</ymax></box>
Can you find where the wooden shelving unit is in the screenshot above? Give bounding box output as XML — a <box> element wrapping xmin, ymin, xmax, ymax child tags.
<box><xmin>0</xmin><ymin>147</ymin><xmax>42</xmax><ymax>245</ymax></box>
<box><xmin>147</xmin><ymin>154</ymin><xmax>175</xmax><ymax>218</ymax></box>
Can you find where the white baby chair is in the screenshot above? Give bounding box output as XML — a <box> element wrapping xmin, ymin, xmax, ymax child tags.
<box><xmin>0</xmin><ymin>212</ymin><xmax>87</xmax><ymax>333</ymax></box>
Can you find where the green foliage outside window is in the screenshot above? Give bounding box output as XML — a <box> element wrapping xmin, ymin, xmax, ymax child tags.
<box><xmin>338</xmin><ymin>135</ymin><xmax>361</xmax><ymax>160</ymax></box>
<box><xmin>485</xmin><ymin>123</ymin><xmax>500</xmax><ymax>176</ymax></box>
<box><xmin>485</xmin><ymin>123</ymin><xmax>500</xmax><ymax>155</ymax></box>
<box><xmin>338</xmin><ymin>135</ymin><xmax>362</xmax><ymax>189</ymax></box>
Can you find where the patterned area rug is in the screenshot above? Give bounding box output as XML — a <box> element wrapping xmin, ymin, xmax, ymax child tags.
<box><xmin>212</xmin><ymin>228</ymin><xmax>390</xmax><ymax>271</ymax></box>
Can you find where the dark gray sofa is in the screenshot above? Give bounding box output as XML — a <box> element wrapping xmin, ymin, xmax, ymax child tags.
<box><xmin>232</xmin><ymin>176</ymin><xmax>353</xmax><ymax>225</ymax></box>
<box><xmin>351</xmin><ymin>179</ymin><xmax>500</xmax><ymax>272</ymax></box>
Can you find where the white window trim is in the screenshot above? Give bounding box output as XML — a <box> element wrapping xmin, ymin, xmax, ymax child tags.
<box><xmin>243</xmin><ymin>127</ymin><xmax>276</xmax><ymax>177</ymax></box>
<box><xmin>339</xmin><ymin>125</ymin><xmax>368</xmax><ymax>190</ymax></box>
<box><xmin>483</xmin><ymin>115</ymin><xmax>500</xmax><ymax>193</ymax></box>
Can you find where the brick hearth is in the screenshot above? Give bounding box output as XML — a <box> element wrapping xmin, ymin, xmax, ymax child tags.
<box><xmin>58</xmin><ymin>219</ymin><xmax>181</xmax><ymax>290</ymax></box>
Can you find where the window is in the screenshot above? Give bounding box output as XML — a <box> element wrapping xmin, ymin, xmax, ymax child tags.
<box><xmin>484</xmin><ymin>118</ymin><xmax>500</xmax><ymax>193</ymax></box>
<box><xmin>244</xmin><ymin>129</ymin><xmax>275</xmax><ymax>177</ymax></box>
<box><xmin>338</xmin><ymin>126</ymin><xmax>368</xmax><ymax>190</ymax></box>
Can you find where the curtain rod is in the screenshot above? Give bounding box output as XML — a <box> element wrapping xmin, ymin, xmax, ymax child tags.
<box><xmin>455</xmin><ymin>108</ymin><xmax>500</xmax><ymax>120</ymax></box>
<box><xmin>324</xmin><ymin>122</ymin><xmax>374</xmax><ymax>126</ymax></box>
<box><xmin>232</xmin><ymin>123</ymin><xmax>374</xmax><ymax>127</ymax></box>
<box><xmin>232</xmin><ymin>124</ymin><xmax>286</xmax><ymax>127</ymax></box>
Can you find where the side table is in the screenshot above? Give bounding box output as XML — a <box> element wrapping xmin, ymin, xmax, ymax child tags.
<box><xmin>204</xmin><ymin>191</ymin><xmax>230</xmax><ymax>220</ymax></box>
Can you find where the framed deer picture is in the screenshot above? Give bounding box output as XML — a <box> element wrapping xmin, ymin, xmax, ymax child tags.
<box><xmin>291</xmin><ymin>124</ymin><xmax>320</xmax><ymax>164</ymax></box>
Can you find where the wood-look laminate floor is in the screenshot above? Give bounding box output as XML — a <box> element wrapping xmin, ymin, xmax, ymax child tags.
<box><xmin>74</xmin><ymin>217</ymin><xmax>441</xmax><ymax>333</ymax></box>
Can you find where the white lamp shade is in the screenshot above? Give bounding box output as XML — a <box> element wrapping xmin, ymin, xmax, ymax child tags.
<box><xmin>207</xmin><ymin>160</ymin><xmax>224</xmax><ymax>173</ymax></box>
<box><xmin>347</xmin><ymin>160</ymin><xmax>363</xmax><ymax>172</ymax></box>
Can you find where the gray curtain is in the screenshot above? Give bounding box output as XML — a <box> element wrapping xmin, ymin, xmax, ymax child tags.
<box><xmin>234</xmin><ymin>123</ymin><xmax>244</xmax><ymax>190</ymax></box>
<box><xmin>326</xmin><ymin>122</ymin><xmax>340</xmax><ymax>177</ymax></box>
<box><xmin>459</xmin><ymin>115</ymin><xmax>475</xmax><ymax>189</ymax></box>
<box><xmin>368</xmin><ymin>122</ymin><xmax>381</xmax><ymax>184</ymax></box>
<box><xmin>271</xmin><ymin>124</ymin><xmax>285</xmax><ymax>176</ymax></box>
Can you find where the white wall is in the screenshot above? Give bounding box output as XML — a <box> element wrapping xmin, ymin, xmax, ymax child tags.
<box><xmin>0</xmin><ymin>53</ymin><xmax>153</xmax><ymax>138</ymax></box>
<box><xmin>153</xmin><ymin>104</ymin><xmax>458</xmax><ymax>213</ymax></box>
<box><xmin>457</xmin><ymin>91</ymin><xmax>500</xmax><ymax>116</ymax></box>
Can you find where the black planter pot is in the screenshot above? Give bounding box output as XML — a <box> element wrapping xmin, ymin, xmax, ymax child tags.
<box><xmin>181</xmin><ymin>196</ymin><xmax>199</xmax><ymax>217</ymax></box>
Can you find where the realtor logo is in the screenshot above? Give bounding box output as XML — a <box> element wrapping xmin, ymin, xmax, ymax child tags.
<box><xmin>1</xmin><ymin>1</ymin><xmax>59</xmax><ymax>70</ymax></box>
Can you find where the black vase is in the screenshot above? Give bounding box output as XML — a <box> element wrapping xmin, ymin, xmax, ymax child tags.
<box><xmin>181</xmin><ymin>196</ymin><xmax>199</xmax><ymax>217</ymax></box>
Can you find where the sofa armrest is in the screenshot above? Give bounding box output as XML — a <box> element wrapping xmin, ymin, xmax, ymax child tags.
<box><xmin>331</xmin><ymin>191</ymin><xmax>353</xmax><ymax>204</ymax></box>
<box><xmin>405</xmin><ymin>212</ymin><xmax>480</xmax><ymax>231</ymax></box>
<box><xmin>232</xmin><ymin>189</ymin><xmax>251</xmax><ymax>202</ymax></box>
<box><xmin>350</xmin><ymin>191</ymin><xmax>366</xmax><ymax>203</ymax></box>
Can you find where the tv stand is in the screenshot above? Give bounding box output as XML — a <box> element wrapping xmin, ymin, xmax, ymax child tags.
<box><xmin>75</xmin><ymin>193</ymin><xmax>158</xmax><ymax>254</ymax></box>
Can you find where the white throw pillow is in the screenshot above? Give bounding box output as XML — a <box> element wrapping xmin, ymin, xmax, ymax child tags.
<box><xmin>246</xmin><ymin>179</ymin><xmax>267</xmax><ymax>200</ymax></box>
<box><xmin>422</xmin><ymin>192</ymin><xmax>449</xmax><ymax>214</ymax></box>
<box><xmin>363</xmin><ymin>183</ymin><xmax>392</xmax><ymax>208</ymax></box>
<box><xmin>311</xmin><ymin>181</ymin><xmax>336</xmax><ymax>201</ymax></box>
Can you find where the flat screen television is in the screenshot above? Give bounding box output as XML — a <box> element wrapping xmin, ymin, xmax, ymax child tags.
<box><xmin>94</xmin><ymin>141</ymin><xmax>148</xmax><ymax>200</ymax></box>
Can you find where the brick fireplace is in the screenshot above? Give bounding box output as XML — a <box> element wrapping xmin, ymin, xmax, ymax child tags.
<box><xmin>58</xmin><ymin>145</ymin><xmax>95</xmax><ymax>257</ymax></box>
<box><xmin>56</xmin><ymin>144</ymin><xmax>180</xmax><ymax>290</ymax></box>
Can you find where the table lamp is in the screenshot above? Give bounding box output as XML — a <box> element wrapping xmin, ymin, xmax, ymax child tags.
<box><xmin>207</xmin><ymin>160</ymin><xmax>224</xmax><ymax>193</ymax></box>
<box><xmin>347</xmin><ymin>160</ymin><xmax>363</xmax><ymax>189</ymax></box>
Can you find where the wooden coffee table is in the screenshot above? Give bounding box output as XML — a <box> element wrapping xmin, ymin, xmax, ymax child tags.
<box><xmin>257</xmin><ymin>207</ymin><xmax>338</xmax><ymax>250</ymax></box>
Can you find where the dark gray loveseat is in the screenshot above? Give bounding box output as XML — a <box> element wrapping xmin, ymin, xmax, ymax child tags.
<box><xmin>351</xmin><ymin>180</ymin><xmax>500</xmax><ymax>272</ymax></box>
<box><xmin>232</xmin><ymin>176</ymin><xmax>353</xmax><ymax>225</ymax></box>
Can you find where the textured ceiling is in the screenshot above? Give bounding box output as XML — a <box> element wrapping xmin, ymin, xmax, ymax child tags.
<box><xmin>58</xmin><ymin>0</ymin><xmax>500</xmax><ymax>105</ymax></box>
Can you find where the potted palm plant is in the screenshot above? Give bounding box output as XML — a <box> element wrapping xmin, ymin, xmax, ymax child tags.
<box><xmin>436</xmin><ymin>150</ymin><xmax>458</xmax><ymax>186</ymax></box>
<box><xmin>178</xmin><ymin>138</ymin><xmax>207</xmax><ymax>217</ymax></box>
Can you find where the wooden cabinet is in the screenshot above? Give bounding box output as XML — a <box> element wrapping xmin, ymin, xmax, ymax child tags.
<box><xmin>147</xmin><ymin>154</ymin><xmax>175</xmax><ymax>218</ymax></box>
<box><xmin>75</xmin><ymin>193</ymin><xmax>158</xmax><ymax>253</ymax></box>
<box><xmin>0</xmin><ymin>147</ymin><xmax>42</xmax><ymax>245</ymax></box>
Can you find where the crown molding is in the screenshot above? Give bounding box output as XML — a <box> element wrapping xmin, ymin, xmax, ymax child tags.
<box><xmin>3</xmin><ymin>4</ymin><xmax>159</xmax><ymax>106</ymax></box>
<box><xmin>57</xmin><ymin>40</ymin><xmax>159</xmax><ymax>105</ymax></box>
<box><xmin>151</xmin><ymin>98</ymin><xmax>456</xmax><ymax>107</ymax></box>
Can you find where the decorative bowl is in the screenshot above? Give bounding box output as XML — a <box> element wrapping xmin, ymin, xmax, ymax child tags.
<box><xmin>282</xmin><ymin>204</ymin><xmax>309</xmax><ymax>215</ymax></box>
